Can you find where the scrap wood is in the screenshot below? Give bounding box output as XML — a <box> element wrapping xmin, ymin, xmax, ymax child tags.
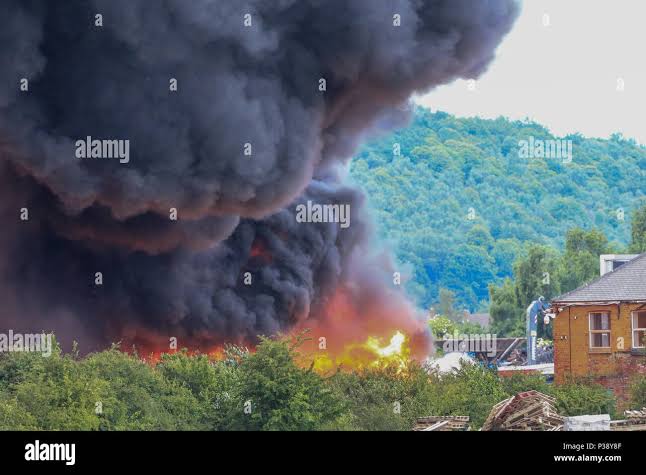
<box><xmin>481</xmin><ymin>390</ymin><xmax>563</xmax><ymax>431</ymax></box>
<box><xmin>624</xmin><ymin>408</ymin><xmax>646</xmax><ymax>419</ymax></box>
<box><xmin>610</xmin><ymin>421</ymin><xmax>646</xmax><ymax>431</ymax></box>
<box><xmin>611</xmin><ymin>408</ymin><xmax>646</xmax><ymax>431</ymax></box>
<box><xmin>413</xmin><ymin>415</ymin><xmax>470</xmax><ymax>431</ymax></box>
<box><xmin>422</xmin><ymin>420</ymin><xmax>450</xmax><ymax>431</ymax></box>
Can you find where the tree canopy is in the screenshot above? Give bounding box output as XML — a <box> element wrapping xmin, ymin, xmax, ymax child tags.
<box><xmin>350</xmin><ymin>108</ymin><xmax>646</xmax><ymax>311</ymax></box>
<box><xmin>0</xmin><ymin>336</ymin><xmax>633</xmax><ymax>431</ymax></box>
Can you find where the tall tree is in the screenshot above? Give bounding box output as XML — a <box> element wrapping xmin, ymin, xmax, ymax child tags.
<box><xmin>489</xmin><ymin>278</ymin><xmax>524</xmax><ymax>337</ymax></box>
<box><xmin>630</xmin><ymin>203</ymin><xmax>646</xmax><ymax>253</ymax></box>
<box><xmin>438</xmin><ymin>288</ymin><xmax>460</xmax><ymax>321</ymax></box>
<box><xmin>557</xmin><ymin>228</ymin><xmax>613</xmax><ymax>293</ymax></box>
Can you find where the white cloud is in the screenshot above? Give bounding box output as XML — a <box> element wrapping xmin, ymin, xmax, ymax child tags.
<box><xmin>415</xmin><ymin>0</ymin><xmax>646</xmax><ymax>143</ymax></box>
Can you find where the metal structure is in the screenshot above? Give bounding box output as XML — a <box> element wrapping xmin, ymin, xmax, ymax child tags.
<box><xmin>525</xmin><ymin>296</ymin><xmax>548</xmax><ymax>365</ymax></box>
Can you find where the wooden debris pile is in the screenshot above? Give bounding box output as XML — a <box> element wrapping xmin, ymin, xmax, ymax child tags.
<box><xmin>610</xmin><ymin>408</ymin><xmax>646</xmax><ymax>431</ymax></box>
<box><xmin>624</xmin><ymin>407</ymin><xmax>646</xmax><ymax>419</ymax></box>
<box><xmin>481</xmin><ymin>390</ymin><xmax>563</xmax><ymax>431</ymax></box>
<box><xmin>413</xmin><ymin>416</ymin><xmax>470</xmax><ymax>431</ymax></box>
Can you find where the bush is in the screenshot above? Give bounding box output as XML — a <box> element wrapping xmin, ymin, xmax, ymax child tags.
<box><xmin>326</xmin><ymin>363</ymin><xmax>433</xmax><ymax>431</ymax></box>
<box><xmin>0</xmin><ymin>334</ymin><xmax>630</xmax><ymax>431</ymax></box>
<box><xmin>552</xmin><ymin>379</ymin><xmax>616</xmax><ymax>418</ymax></box>
<box><xmin>432</xmin><ymin>364</ymin><xmax>508</xmax><ymax>429</ymax></box>
<box><xmin>499</xmin><ymin>372</ymin><xmax>552</xmax><ymax>396</ymax></box>
<box><xmin>629</xmin><ymin>375</ymin><xmax>646</xmax><ymax>408</ymax></box>
<box><xmin>82</xmin><ymin>349</ymin><xmax>205</xmax><ymax>430</ymax></box>
<box><xmin>156</xmin><ymin>350</ymin><xmax>239</xmax><ymax>430</ymax></box>
<box><xmin>221</xmin><ymin>336</ymin><xmax>345</xmax><ymax>431</ymax></box>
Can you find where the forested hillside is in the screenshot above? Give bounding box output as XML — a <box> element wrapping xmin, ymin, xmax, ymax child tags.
<box><xmin>350</xmin><ymin>108</ymin><xmax>646</xmax><ymax>310</ymax></box>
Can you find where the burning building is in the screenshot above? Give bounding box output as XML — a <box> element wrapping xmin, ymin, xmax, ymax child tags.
<box><xmin>0</xmin><ymin>1</ymin><xmax>519</xmax><ymax>360</ymax></box>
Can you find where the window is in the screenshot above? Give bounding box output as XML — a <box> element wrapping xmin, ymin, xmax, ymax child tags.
<box><xmin>589</xmin><ymin>312</ymin><xmax>610</xmax><ymax>348</ymax></box>
<box><xmin>632</xmin><ymin>311</ymin><xmax>646</xmax><ymax>348</ymax></box>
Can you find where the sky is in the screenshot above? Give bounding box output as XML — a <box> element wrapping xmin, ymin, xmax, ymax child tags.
<box><xmin>415</xmin><ymin>0</ymin><xmax>646</xmax><ymax>143</ymax></box>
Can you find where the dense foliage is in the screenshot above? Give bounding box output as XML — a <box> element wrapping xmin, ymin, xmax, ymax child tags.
<box><xmin>350</xmin><ymin>108</ymin><xmax>646</xmax><ymax>311</ymax></box>
<box><xmin>0</xmin><ymin>336</ymin><xmax>632</xmax><ymax>431</ymax></box>
<box><xmin>488</xmin><ymin>209</ymin><xmax>646</xmax><ymax>337</ymax></box>
<box><xmin>629</xmin><ymin>375</ymin><xmax>646</xmax><ymax>409</ymax></box>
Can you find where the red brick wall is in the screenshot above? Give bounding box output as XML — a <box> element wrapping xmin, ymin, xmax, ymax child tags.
<box><xmin>553</xmin><ymin>302</ymin><xmax>646</xmax><ymax>404</ymax></box>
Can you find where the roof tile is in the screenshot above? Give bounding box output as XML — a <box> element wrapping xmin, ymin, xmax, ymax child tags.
<box><xmin>553</xmin><ymin>253</ymin><xmax>646</xmax><ymax>303</ymax></box>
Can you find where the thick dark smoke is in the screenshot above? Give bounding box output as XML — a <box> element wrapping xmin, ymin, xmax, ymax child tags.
<box><xmin>0</xmin><ymin>0</ymin><xmax>519</xmax><ymax>351</ymax></box>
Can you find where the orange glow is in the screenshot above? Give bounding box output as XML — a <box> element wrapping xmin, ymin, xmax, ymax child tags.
<box><xmin>311</xmin><ymin>330</ymin><xmax>411</xmax><ymax>373</ymax></box>
<box><xmin>115</xmin><ymin>283</ymin><xmax>431</xmax><ymax>371</ymax></box>
<box><xmin>249</xmin><ymin>238</ymin><xmax>273</xmax><ymax>263</ymax></box>
<box><xmin>293</xmin><ymin>285</ymin><xmax>431</xmax><ymax>372</ymax></box>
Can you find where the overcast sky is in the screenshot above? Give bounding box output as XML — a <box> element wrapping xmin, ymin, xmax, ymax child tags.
<box><xmin>415</xmin><ymin>0</ymin><xmax>646</xmax><ymax>143</ymax></box>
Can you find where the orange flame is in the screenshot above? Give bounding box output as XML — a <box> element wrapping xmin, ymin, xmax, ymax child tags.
<box><xmin>311</xmin><ymin>330</ymin><xmax>411</xmax><ymax>373</ymax></box>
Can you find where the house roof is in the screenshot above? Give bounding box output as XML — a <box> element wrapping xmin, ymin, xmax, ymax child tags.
<box><xmin>552</xmin><ymin>253</ymin><xmax>646</xmax><ymax>303</ymax></box>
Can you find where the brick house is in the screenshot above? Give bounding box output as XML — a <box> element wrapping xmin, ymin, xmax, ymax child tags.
<box><xmin>551</xmin><ymin>253</ymin><xmax>646</xmax><ymax>402</ymax></box>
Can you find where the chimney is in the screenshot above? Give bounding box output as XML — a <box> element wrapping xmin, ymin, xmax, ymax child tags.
<box><xmin>599</xmin><ymin>254</ymin><xmax>639</xmax><ymax>276</ymax></box>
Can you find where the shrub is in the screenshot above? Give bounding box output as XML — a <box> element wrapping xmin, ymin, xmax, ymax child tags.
<box><xmin>628</xmin><ymin>375</ymin><xmax>646</xmax><ymax>408</ymax></box>
<box><xmin>552</xmin><ymin>379</ymin><xmax>616</xmax><ymax>418</ymax></box>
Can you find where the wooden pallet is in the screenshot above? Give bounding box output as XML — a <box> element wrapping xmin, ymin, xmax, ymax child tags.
<box><xmin>413</xmin><ymin>415</ymin><xmax>470</xmax><ymax>431</ymax></box>
<box><xmin>481</xmin><ymin>391</ymin><xmax>563</xmax><ymax>431</ymax></box>
<box><xmin>610</xmin><ymin>408</ymin><xmax>646</xmax><ymax>431</ymax></box>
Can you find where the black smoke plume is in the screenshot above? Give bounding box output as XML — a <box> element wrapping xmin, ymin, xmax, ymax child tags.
<box><xmin>0</xmin><ymin>0</ymin><xmax>519</xmax><ymax>351</ymax></box>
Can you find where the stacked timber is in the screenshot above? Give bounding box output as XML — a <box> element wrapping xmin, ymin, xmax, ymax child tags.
<box><xmin>481</xmin><ymin>390</ymin><xmax>563</xmax><ymax>431</ymax></box>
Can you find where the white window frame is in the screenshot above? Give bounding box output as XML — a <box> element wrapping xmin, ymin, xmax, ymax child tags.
<box><xmin>589</xmin><ymin>312</ymin><xmax>611</xmax><ymax>348</ymax></box>
<box><xmin>632</xmin><ymin>310</ymin><xmax>646</xmax><ymax>349</ymax></box>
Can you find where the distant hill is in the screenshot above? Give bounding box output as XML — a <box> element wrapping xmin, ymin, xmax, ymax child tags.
<box><xmin>350</xmin><ymin>107</ymin><xmax>646</xmax><ymax>311</ymax></box>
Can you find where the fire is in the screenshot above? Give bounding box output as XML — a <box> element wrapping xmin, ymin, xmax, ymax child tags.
<box><xmin>128</xmin><ymin>345</ymin><xmax>226</xmax><ymax>365</ymax></box>
<box><xmin>115</xmin><ymin>324</ymin><xmax>420</xmax><ymax>375</ymax></box>
<box><xmin>115</xmin><ymin>280</ymin><xmax>430</xmax><ymax>372</ymax></box>
<box><xmin>312</xmin><ymin>330</ymin><xmax>411</xmax><ymax>373</ymax></box>
<box><xmin>113</xmin><ymin>326</ymin><xmax>231</xmax><ymax>364</ymax></box>
<box><xmin>368</xmin><ymin>331</ymin><xmax>406</xmax><ymax>358</ymax></box>
<box><xmin>296</xmin><ymin>283</ymin><xmax>431</xmax><ymax>372</ymax></box>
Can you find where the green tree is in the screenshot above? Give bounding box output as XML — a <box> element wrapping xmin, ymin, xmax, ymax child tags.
<box><xmin>350</xmin><ymin>108</ymin><xmax>646</xmax><ymax>310</ymax></box>
<box><xmin>556</xmin><ymin>228</ymin><xmax>612</xmax><ymax>293</ymax></box>
<box><xmin>156</xmin><ymin>350</ymin><xmax>240</xmax><ymax>430</ymax></box>
<box><xmin>630</xmin><ymin>203</ymin><xmax>646</xmax><ymax>253</ymax></box>
<box><xmin>224</xmin><ymin>335</ymin><xmax>345</xmax><ymax>431</ymax></box>
<box><xmin>513</xmin><ymin>245</ymin><xmax>560</xmax><ymax>309</ymax></box>
<box><xmin>81</xmin><ymin>348</ymin><xmax>204</xmax><ymax>430</ymax></box>
<box><xmin>489</xmin><ymin>278</ymin><xmax>524</xmax><ymax>337</ymax></box>
<box><xmin>426</xmin><ymin>363</ymin><xmax>508</xmax><ymax>429</ymax></box>
<box><xmin>428</xmin><ymin>315</ymin><xmax>456</xmax><ymax>339</ymax></box>
<box><xmin>438</xmin><ymin>288</ymin><xmax>459</xmax><ymax>321</ymax></box>
<box><xmin>0</xmin><ymin>342</ymin><xmax>105</xmax><ymax>430</ymax></box>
